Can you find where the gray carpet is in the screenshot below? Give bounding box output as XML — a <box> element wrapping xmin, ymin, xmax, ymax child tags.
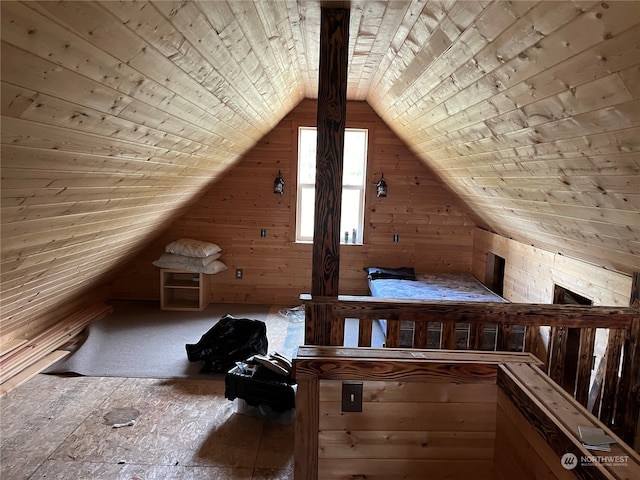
<box><xmin>45</xmin><ymin>301</ymin><xmax>303</xmax><ymax>379</ymax></box>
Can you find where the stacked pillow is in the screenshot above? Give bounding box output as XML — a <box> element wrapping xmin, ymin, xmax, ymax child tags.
<box><xmin>153</xmin><ymin>238</ymin><xmax>227</xmax><ymax>274</ymax></box>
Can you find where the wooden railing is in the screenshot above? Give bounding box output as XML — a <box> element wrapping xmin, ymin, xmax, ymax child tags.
<box><xmin>300</xmin><ymin>294</ymin><xmax>640</xmax><ymax>446</ymax></box>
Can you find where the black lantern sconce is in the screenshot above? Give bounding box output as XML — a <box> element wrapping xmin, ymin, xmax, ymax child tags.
<box><xmin>273</xmin><ymin>170</ymin><xmax>285</xmax><ymax>195</ymax></box>
<box><xmin>376</xmin><ymin>173</ymin><xmax>387</xmax><ymax>198</ymax></box>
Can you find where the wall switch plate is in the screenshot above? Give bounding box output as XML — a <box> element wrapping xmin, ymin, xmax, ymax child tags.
<box><xmin>393</xmin><ymin>233</ymin><xmax>399</xmax><ymax>243</ymax></box>
<box><xmin>260</xmin><ymin>228</ymin><xmax>267</xmax><ymax>238</ymax></box>
<box><xmin>342</xmin><ymin>381</ymin><xmax>363</xmax><ymax>412</ymax></box>
<box><xmin>235</xmin><ymin>268</ymin><xmax>243</xmax><ymax>279</ymax></box>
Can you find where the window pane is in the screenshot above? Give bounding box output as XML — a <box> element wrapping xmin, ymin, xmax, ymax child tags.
<box><xmin>343</xmin><ymin>130</ymin><xmax>367</xmax><ymax>186</ymax></box>
<box><xmin>299</xmin><ymin>186</ymin><xmax>315</xmax><ymax>239</ymax></box>
<box><xmin>340</xmin><ymin>189</ymin><xmax>362</xmax><ymax>243</ymax></box>
<box><xmin>299</xmin><ymin>128</ymin><xmax>317</xmax><ymax>184</ymax></box>
<box><xmin>297</xmin><ymin>126</ymin><xmax>367</xmax><ymax>244</ymax></box>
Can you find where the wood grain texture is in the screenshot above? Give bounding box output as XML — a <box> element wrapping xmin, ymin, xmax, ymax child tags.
<box><xmin>498</xmin><ymin>363</ymin><xmax>640</xmax><ymax>480</ymax></box>
<box><xmin>1</xmin><ymin>0</ymin><xmax>303</xmax><ymax>345</ymax></box>
<box><xmin>111</xmin><ymin>99</ymin><xmax>476</xmax><ymax>305</ymax></box>
<box><xmin>1</xmin><ymin>0</ymin><xmax>639</xmax><ymax>415</ymax></box>
<box><xmin>303</xmin><ymin>294</ymin><xmax>638</xmax><ymax>328</ymax></box>
<box><xmin>294</xmin><ymin>346</ymin><xmax>541</xmax><ymax>381</ymax></box>
<box><xmin>311</xmin><ymin>7</ymin><xmax>349</xmax><ymax>298</ymax></box>
<box><xmin>294</xmin><ymin>348</ymin><xmax>505</xmax><ymax>480</ymax></box>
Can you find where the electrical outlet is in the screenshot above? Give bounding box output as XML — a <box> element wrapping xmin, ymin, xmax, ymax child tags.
<box><xmin>235</xmin><ymin>268</ymin><xmax>243</xmax><ymax>279</ymax></box>
<box><xmin>342</xmin><ymin>381</ymin><xmax>363</xmax><ymax>412</ymax></box>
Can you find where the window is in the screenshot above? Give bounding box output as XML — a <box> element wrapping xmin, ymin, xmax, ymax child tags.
<box><xmin>296</xmin><ymin>127</ymin><xmax>367</xmax><ymax>244</ymax></box>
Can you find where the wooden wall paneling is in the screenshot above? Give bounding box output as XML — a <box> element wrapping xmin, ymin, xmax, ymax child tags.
<box><xmin>32</xmin><ymin>1</ymin><xmax>265</xmax><ymax>140</ymax></box>
<box><xmin>473</xmin><ymin>229</ymin><xmax>634</xmax><ymax>308</ymax></box>
<box><xmin>111</xmin><ymin>100</ymin><xmax>477</xmax><ymax>305</ymax></box>
<box><xmin>373</xmin><ymin>0</ymin><xmax>640</xmax><ymax>277</ymax></box>
<box><xmin>318</xmin><ymin>379</ymin><xmax>495</xmax><ymax>480</ymax></box>
<box><xmin>293</xmin><ymin>347</ymin><xmax>536</xmax><ymax>480</ymax></box>
<box><xmin>499</xmin><ymin>362</ymin><xmax>640</xmax><ymax>479</ymax></box>
<box><xmin>494</xmin><ymin>389</ymin><xmax>578</xmax><ymax>480</ymax></box>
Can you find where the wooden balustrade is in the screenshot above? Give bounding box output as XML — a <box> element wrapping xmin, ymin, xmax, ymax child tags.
<box><xmin>300</xmin><ymin>294</ymin><xmax>640</xmax><ymax>446</ymax></box>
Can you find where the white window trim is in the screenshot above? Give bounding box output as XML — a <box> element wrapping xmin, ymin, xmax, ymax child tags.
<box><xmin>295</xmin><ymin>126</ymin><xmax>368</xmax><ymax>244</ymax></box>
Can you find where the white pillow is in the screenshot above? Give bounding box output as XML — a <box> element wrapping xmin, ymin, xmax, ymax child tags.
<box><xmin>165</xmin><ymin>238</ymin><xmax>221</xmax><ymax>258</ymax></box>
<box><xmin>152</xmin><ymin>252</ymin><xmax>221</xmax><ymax>270</ymax></box>
<box><xmin>201</xmin><ymin>260</ymin><xmax>227</xmax><ymax>275</ymax></box>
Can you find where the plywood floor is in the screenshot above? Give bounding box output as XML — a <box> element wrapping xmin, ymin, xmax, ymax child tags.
<box><xmin>1</xmin><ymin>373</ymin><xmax>293</xmax><ymax>479</ymax></box>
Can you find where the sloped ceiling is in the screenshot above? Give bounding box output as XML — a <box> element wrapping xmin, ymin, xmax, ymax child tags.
<box><xmin>1</xmin><ymin>1</ymin><xmax>639</xmax><ymax>333</ymax></box>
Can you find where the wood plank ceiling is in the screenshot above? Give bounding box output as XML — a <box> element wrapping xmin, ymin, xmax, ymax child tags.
<box><xmin>2</xmin><ymin>1</ymin><xmax>639</xmax><ymax>335</ymax></box>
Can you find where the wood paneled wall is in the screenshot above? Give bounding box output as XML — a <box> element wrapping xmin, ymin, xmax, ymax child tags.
<box><xmin>1</xmin><ymin>1</ymin><xmax>302</xmax><ymax>344</ymax></box>
<box><xmin>318</xmin><ymin>380</ymin><xmax>496</xmax><ymax>480</ymax></box>
<box><xmin>473</xmin><ymin>228</ymin><xmax>633</xmax><ymax>307</ymax></box>
<box><xmin>495</xmin><ymin>389</ymin><xmax>577</xmax><ymax>480</ymax></box>
<box><xmin>111</xmin><ymin>100</ymin><xmax>476</xmax><ymax>305</ymax></box>
<box><xmin>372</xmin><ymin>0</ymin><xmax>640</xmax><ymax>277</ymax></box>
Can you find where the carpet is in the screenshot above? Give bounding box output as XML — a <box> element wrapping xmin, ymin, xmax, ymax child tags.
<box><xmin>45</xmin><ymin>301</ymin><xmax>305</xmax><ymax>379</ymax></box>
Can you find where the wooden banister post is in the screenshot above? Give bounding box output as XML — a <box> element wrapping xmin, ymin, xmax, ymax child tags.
<box><xmin>307</xmin><ymin>7</ymin><xmax>349</xmax><ymax>347</ymax></box>
<box><xmin>618</xmin><ymin>272</ymin><xmax>640</xmax><ymax>446</ymax></box>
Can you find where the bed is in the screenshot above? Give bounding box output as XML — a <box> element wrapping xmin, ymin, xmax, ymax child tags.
<box><xmin>364</xmin><ymin>268</ymin><xmax>519</xmax><ymax>350</ymax></box>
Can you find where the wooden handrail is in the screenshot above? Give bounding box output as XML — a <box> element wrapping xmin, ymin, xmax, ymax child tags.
<box><xmin>300</xmin><ymin>294</ymin><xmax>637</xmax><ymax>328</ymax></box>
<box><xmin>299</xmin><ymin>293</ymin><xmax>640</xmax><ymax>446</ymax></box>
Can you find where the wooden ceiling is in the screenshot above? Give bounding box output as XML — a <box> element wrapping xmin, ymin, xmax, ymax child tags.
<box><xmin>1</xmin><ymin>1</ymin><xmax>639</xmax><ymax>334</ymax></box>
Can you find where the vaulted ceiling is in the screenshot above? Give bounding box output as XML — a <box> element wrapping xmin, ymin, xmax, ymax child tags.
<box><xmin>2</xmin><ymin>1</ymin><xmax>639</xmax><ymax>332</ymax></box>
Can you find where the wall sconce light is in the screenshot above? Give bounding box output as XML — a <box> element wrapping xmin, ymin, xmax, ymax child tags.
<box><xmin>376</xmin><ymin>173</ymin><xmax>387</xmax><ymax>198</ymax></box>
<box><xmin>273</xmin><ymin>170</ymin><xmax>285</xmax><ymax>195</ymax></box>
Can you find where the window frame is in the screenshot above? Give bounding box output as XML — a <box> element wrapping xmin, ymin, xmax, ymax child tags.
<box><xmin>295</xmin><ymin>126</ymin><xmax>368</xmax><ymax>245</ymax></box>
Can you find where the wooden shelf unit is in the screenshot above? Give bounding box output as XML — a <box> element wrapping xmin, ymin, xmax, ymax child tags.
<box><xmin>160</xmin><ymin>269</ymin><xmax>210</xmax><ymax>311</ymax></box>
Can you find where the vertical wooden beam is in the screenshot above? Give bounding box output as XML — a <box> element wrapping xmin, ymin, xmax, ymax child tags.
<box><xmin>441</xmin><ymin>323</ymin><xmax>456</xmax><ymax>350</ymax></box>
<box><xmin>358</xmin><ymin>319</ymin><xmax>373</xmax><ymax>347</ymax></box>
<box><xmin>575</xmin><ymin>328</ymin><xmax>596</xmax><ymax>407</ymax></box>
<box><xmin>548</xmin><ymin>326</ymin><xmax>568</xmax><ymax>386</ymax></box>
<box><xmin>385</xmin><ymin>320</ymin><xmax>400</xmax><ymax>348</ymax></box>
<box><xmin>496</xmin><ymin>324</ymin><xmax>513</xmax><ymax>351</ymax></box>
<box><xmin>308</xmin><ymin>7</ymin><xmax>350</xmax><ymax>346</ymax></box>
<box><xmin>414</xmin><ymin>321</ymin><xmax>429</xmax><ymax>349</ymax></box>
<box><xmin>618</xmin><ymin>272</ymin><xmax>640</xmax><ymax>445</ymax></box>
<box><xmin>600</xmin><ymin>328</ymin><xmax>624</xmax><ymax>426</ymax></box>
<box><xmin>294</xmin><ymin>377</ymin><xmax>319</xmax><ymax>480</ymax></box>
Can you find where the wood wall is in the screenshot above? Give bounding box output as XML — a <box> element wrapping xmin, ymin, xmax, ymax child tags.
<box><xmin>373</xmin><ymin>0</ymin><xmax>640</xmax><ymax>278</ymax></box>
<box><xmin>318</xmin><ymin>379</ymin><xmax>496</xmax><ymax>480</ymax></box>
<box><xmin>472</xmin><ymin>228</ymin><xmax>633</xmax><ymax>307</ymax></box>
<box><xmin>1</xmin><ymin>1</ymin><xmax>302</xmax><ymax>345</ymax></box>
<box><xmin>111</xmin><ymin>99</ymin><xmax>476</xmax><ymax>305</ymax></box>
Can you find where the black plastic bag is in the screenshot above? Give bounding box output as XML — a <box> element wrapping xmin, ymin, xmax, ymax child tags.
<box><xmin>186</xmin><ymin>314</ymin><xmax>268</xmax><ymax>372</ymax></box>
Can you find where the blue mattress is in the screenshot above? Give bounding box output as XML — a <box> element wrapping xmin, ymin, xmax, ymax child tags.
<box><xmin>368</xmin><ymin>273</ymin><xmax>506</xmax><ymax>302</ymax></box>
<box><xmin>369</xmin><ymin>273</ymin><xmax>506</xmax><ymax>348</ymax></box>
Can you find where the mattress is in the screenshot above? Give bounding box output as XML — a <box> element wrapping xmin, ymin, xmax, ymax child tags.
<box><xmin>368</xmin><ymin>273</ymin><xmax>506</xmax><ymax>303</ymax></box>
<box><xmin>369</xmin><ymin>273</ymin><xmax>508</xmax><ymax>349</ymax></box>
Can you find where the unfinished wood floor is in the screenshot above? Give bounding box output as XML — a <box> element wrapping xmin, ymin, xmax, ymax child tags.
<box><xmin>1</xmin><ymin>372</ymin><xmax>293</xmax><ymax>479</ymax></box>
